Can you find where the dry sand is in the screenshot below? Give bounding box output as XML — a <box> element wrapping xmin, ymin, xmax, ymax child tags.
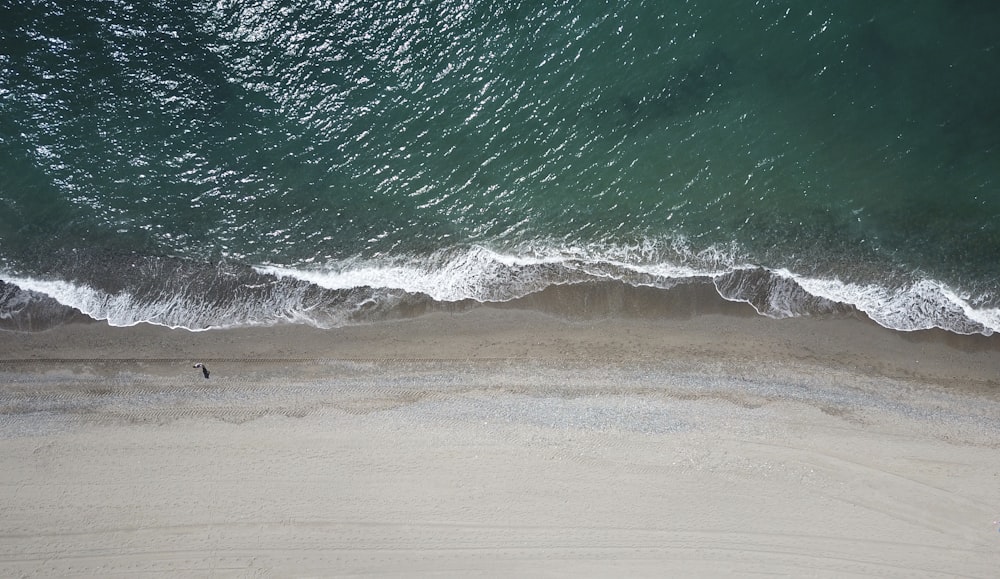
<box><xmin>2</xmin><ymin>300</ymin><xmax>1000</xmax><ymax>577</ymax></box>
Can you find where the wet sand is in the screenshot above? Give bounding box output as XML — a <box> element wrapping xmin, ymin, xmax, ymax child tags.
<box><xmin>2</xmin><ymin>297</ymin><xmax>1000</xmax><ymax>577</ymax></box>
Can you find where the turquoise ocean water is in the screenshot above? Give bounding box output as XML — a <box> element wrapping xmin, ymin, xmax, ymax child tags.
<box><xmin>2</xmin><ymin>0</ymin><xmax>999</xmax><ymax>334</ymax></box>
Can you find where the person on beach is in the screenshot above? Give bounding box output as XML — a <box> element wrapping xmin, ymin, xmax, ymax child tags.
<box><xmin>193</xmin><ymin>363</ymin><xmax>210</xmax><ymax>379</ymax></box>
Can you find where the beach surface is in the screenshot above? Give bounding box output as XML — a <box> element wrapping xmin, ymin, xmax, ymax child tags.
<box><xmin>2</xmin><ymin>291</ymin><xmax>1000</xmax><ymax>577</ymax></box>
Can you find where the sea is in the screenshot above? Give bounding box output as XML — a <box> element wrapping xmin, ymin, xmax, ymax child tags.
<box><xmin>2</xmin><ymin>0</ymin><xmax>999</xmax><ymax>335</ymax></box>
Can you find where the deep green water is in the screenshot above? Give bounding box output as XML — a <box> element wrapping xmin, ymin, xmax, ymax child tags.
<box><xmin>2</xmin><ymin>0</ymin><xmax>999</xmax><ymax>333</ymax></box>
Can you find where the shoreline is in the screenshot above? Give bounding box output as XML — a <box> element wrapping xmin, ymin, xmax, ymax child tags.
<box><xmin>3</xmin><ymin>281</ymin><xmax>999</xmax><ymax>390</ymax></box>
<box><xmin>3</xmin><ymin>295</ymin><xmax>1000</xmax><ymax>576</ymax></box>
<box><xmin>4</xmin><ymin>267</ymin><xmax>999</xmax><ymax>337</ymax></box>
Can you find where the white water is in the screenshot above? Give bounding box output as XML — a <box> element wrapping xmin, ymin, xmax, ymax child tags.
<box><xmin>2</xmin><ymin>241</ymin><xmax>997</xmax><ymax>335</ymax></box>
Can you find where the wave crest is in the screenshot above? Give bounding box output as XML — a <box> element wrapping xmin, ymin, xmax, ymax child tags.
<box><xmin>2</xmin><ymin>243</ymin><xmax>997</xmax><ymax>336</ymax></box>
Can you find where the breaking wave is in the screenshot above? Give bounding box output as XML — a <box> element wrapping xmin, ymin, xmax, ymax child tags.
<box><xmin>1</xmin><ymin>241</ymin><xmax>998</xmax><ymax>336</ymax></box>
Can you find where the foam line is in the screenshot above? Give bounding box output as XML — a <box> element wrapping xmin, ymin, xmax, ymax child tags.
<box><xmin>3</xmin><ymin>242</ymin><xmax>998</xmax><ymax>336</ymax></box>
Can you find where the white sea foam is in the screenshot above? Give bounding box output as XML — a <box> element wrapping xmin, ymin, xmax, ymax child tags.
<box><xmin>257</xmin><ymin>243</ymin><xmax>1000</xmax><ymax>336</ymax></box>
<box><xmin>0</xmin><ymin>273</ymin><xmax>225</xmax><ymax>330</ymax></box>
<box><xmin>255</xmin><ymin>242</ymin><xmax>729</xmax><ymax>305</ymax></box>
<box><xmin>786</xmin><ymin>272</ymin><xmax>1000</xmax><ymax>335</ymax></box>
<box><xmin>259</xmin><ymin>246</ymin><xmax>566</xmax><ymax>303</ymax></box>
<box><xmin>0</xmin><ymin>271</ymin><xmax>345</xmax><ymax>331</ymax></box>
<box><xmin>3</xmin><ymin>242</ymin><xmax>998</xmax><ymax>336</ymax></box>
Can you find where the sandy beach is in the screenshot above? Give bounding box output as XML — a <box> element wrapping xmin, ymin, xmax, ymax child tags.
<box><xmin>2</xmin><ymin>287</ymin><xmax>1000</xmax><ymax>577</ymax></box>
